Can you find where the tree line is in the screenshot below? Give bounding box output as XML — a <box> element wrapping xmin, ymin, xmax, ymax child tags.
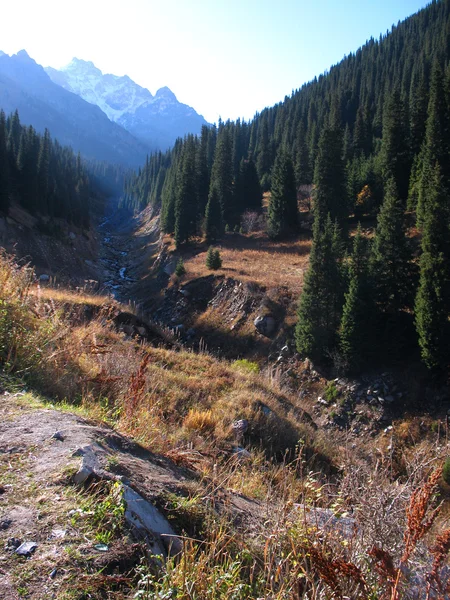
<box><xmin>0</xmin><ymin>109</ymin><xmax>96</xmax><ymax>228</ymax></box>
<box><xmin>123</xmin><ymin>0</ymin><xmax>450</xmax><ymax>373</ymax></box>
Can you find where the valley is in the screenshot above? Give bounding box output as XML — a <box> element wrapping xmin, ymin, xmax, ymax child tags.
<box><xmin>1</xmin><ymin>1</ymin><xmax>450</xmax><ymax>598</ymax></box>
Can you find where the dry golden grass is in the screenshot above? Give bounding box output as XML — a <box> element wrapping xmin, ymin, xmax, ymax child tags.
<box><xmin>175</xmin><ymin>231</ymin><xmax>311</xmax><ymax>294</ymax></box>
<box><xmin>29</xmin><ymin>285</ymin><xmax>112</xmax><ymax>307</ymax></box>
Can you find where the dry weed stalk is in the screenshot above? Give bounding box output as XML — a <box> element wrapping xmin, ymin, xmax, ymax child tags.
<box><xmin>126</xmin><ymin>352</ymin><xmax>151</xmax><ymax>421</ymax></box>
<box><xmin>368</xmin><ymin>466</ymin><xmax>446</xmax><ymax>600</ymax></box>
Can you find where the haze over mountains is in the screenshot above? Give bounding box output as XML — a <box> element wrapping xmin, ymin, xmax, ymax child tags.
<box><xmin>46</xmin><ymin>59</ymin><xmax>208</xmax><ymax>151</ymax></box>
<box><xmin>0</xmin><ymin>50</ymin><xmax>208</xmax><ymax>168</ymax></box>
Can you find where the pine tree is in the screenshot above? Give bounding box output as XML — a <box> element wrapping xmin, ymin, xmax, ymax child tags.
<box><xmin>37</xmin><ymin>129</ymin><xmax>50</xmax><ymax>214</ymax></box>
<box><xmin>0</xmin><ymin>111</ymin><xmax>10</xmax><ymax>213</ymax></box>
<box><xmin>204</xmin><ymin>186</ymin><xmax>223</xmax><ymax>243</ymax></box>
<box><xmin>339</xmin><ymin>226</ymin><xmax>375</xmax><ymax>373</ymax></box>
<box><xmin>209</xmin><ymin>126</ymin><xmax>233</xmax><ymax>227</ymax></box>
<box><xmin>414</xmin><ymin>163</ymin><xmax>450</xmax><ymax>370</ymax></box>
<box><xmin>294</xmin><ymin>121</ymin><xmax>311</xmax><ymax>185</ymax></box>
<box><xmin>196</xmin><ymin>126</ymin><xmax>210</xmax><ymax>222</ymax></box>
<box><xmin>295</xmin><ymin>215</ymin><xmax>344</xmax><ymax>360</ymax></box>
<box><xmin>380</xmin><ymin>90</ymin><xmax>410</xmax><ymax>203</ymax></box>
<box><xmin>174</xmin><ymin>137</ymin><xmax>197</xmax><ymax>247</ymax></box>
<box><xmin>206</xmin><ymin>247</ymin><xmax>222</xmax><ymax>270</ymax></box>
<box><xmin>267</xmin><ymin>151</ymin><xmax>297</xmax><ymax>239</ymax></box>
<box><xmin>175</xmin><ymin>257</ymin><xmax>186</xmax><ymax>277</ymax></box>
<box><xmin>416</xmin><ymin>62</ymin><xmax>450</xmax><ymax>227</ymax></box>
<box><xmin>234</xmin><ymin>157</ymin><xmax>262</xmax><ymax>215</ymax></box>
<box><xmin>370</xmin><ymin>177</ymin><xmax>413</xmax><ymax>315</ymax></box>
<box><xmin>313</xmin><ymin>118</ymin><xmax>347</xmax><ymax>228</ymax></box>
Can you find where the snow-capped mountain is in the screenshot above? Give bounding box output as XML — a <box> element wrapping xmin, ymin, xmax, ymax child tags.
<box><xmin>0</xmin><ymin>51</ymin><xmax>149</xmax><ymax>167</ymax></box>
<box><xmin>45</xmin><ymin>59</ymin><xmax>208</xmax><ymax>150</ymax></box>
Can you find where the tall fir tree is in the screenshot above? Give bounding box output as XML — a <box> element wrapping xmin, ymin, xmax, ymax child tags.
<box><xmin>370</xmin><ymin>177</ymin><xmax>413</xmax><ymax>315</ymax></box>
<box><xmin>0</xmin><ymin>111</ymin><xmax>10</xmax><ymax>213</ymax></box>
<box><xmin>174</xmin><ymin>137</ymin><xmax>197</xmax><ymax>247</ymax></box>
<box><xmin>339</xmin><ymin>225</ymin><xmax>375</xmax><ymax>373</ymax></box>
<box><xmin>204</xmin><ymin>186</ymin><xmax>223</xmax><ymax>243</ymax></box>
<box><xmin>295</xmin><ymin>215</ymin><xmax>344</xmax><ymax>360</ymax></box>
<box><xmin>414</xmin><ymin>163</ymin><xmax>450</xmax><ymax>370</ymax></box>
<box><xmin>313</xmin><ymin>117</ymin><xmax>347</xmax><ymax>228</ymax></box>
<box><xmin>209</xmin><ymin>126</ymin><xmax>233</xmax><ymax>227</ymax></box>
<box><xmin>380</xmin><ymin>90</ymin><xmax>411</xmax><ymax>202</ymax></box>
<box><xmin>234</xmin><ymin>157</ymin><xmax>262</xmax><ymax>215</ymax></box>
<box><xmin>267</xmin><ymin>150</ymin><xmax>297</xmax><ymax>239</ymax></box>
<box><xmin>416</xmin><ymin>62</ymin><xmax>450</xmax><ymax>226</ymax></box>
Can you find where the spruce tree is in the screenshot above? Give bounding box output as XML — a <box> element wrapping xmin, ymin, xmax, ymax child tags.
<box><xmin>234</xmin><ymin>157</ymin><xmax>262</xmax><ymax>215</ymax></box>
<box><xmin>0</xmin><ymin>111</ymin><xmax>10</xmax><ymax>213</ymax></box>
<box><xmin>206</xmin><ymin>247</ymin><xmax>222</xmax><ymax>270</ymax></box>
<box><xmin>295</xmin><ymin>215</ymin><xmax>344</xmax><ymax>360</ymax></box>
<box><xmin>313</xmin><ymin>118</ymin><xmax>347</xmax><ymax>228</ymax></box>
<box><xmin>416</xmin><ymin>62</ymin><xmax>450</xmax><ymax>227</ymax></box>
<box><xmin>380</xmin><ymin>90</ymin><xmax>410</xmax><ymax>203</ymax></box>
<box><xmin>370</xmin><ymin>177</ymin><xmax>413</xmax><ymax>315</ymax></box>
<box><xmin>209</xmin><ymin>126</ymin><xmax>233</xmax><ymax>227</ymax></box>
<box><xmin>339</xmin><ymin>226</ymin><xmax>375</xmax><ymax>373</ymax></box>
<box><xmin>414</xmin><ymin>163</ymin><xmax>450</xmax><ymax>370</ymax></box>
<box><xmin>204</xmin><ymin>186</ymin><xmax>223</xmax><ymax>243</ymax></box>
<box><xmin>174</xmin><ymin>137</ymin><xmax>197</xmax><ymax>247</ymax></box>
<box><xmin>267</xmin><ymin>151</ymin><xmax>297</xmax><ymax>239</ymax></box>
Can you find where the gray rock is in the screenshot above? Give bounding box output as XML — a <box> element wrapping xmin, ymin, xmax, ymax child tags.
<box><xmin>232</xmin><ymin>419</ymin><xmax>249</xmax><ymax>435</ymax></box>
<box><xmin>51</xmin><ymin>431</ymin><xmax>65</xmax><ymax>441</ymax></box>
<box><xmin>39</xmin><ymin>274</ymin><xmax>50</xmax><ymax>282</ymax></box>
<box><xmin>69</xmin><ymin>231</ymin><xmax>76</xmax><ymax>240</ymax></box>
<box><xmin>123</xmin><ymin>484</ymin><xmax>181</xmax><ymax>556</ymax></box>
<box><xmin>0</xmin><ymin>519</ymin><xmax>12</xmax><ymax>530</ymax></box>
<box><xmin>73</xmin><ymin>445</ymin><xmax>107</xmax><ymax>485</ymax></box>
<box><xmin>233</xmin><ymin>447</ymin><xmax>251</xmax><ymax>460</ymax></box>
<box><xmin>6</xmin><ymin>538</ymin><xmax>21</xmax><ymax>551</ymax></box>
<box><xmin>16</xmin><ymin>541</ymin><xmax>38</xmax><ymax>556</ymax></box>
<box><xmin>254</xmin><ymin>315</ymin><xmax>276</xmax><ymax>337</ymax></box>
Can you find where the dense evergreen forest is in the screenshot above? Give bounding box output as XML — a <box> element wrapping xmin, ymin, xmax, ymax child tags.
<box><xmin>0</xmin><ymin>109</ymin><xmax>96</xmax><ymax>228</ymax></box>
<box><xmin>123</xmin><ymin>0</ymin><xmax>450</xmax><ymax>375</ymax></box>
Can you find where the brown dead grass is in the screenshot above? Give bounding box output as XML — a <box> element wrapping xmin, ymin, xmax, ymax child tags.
<box><xmin>166</xmin><ymin>231</ymin><xmax>312</xmax><ymax>294</ymax></box>
<box><xmin>29</xmin><ymin>285</ymin><xmax>112</xmax><ymax>307</ymax></box>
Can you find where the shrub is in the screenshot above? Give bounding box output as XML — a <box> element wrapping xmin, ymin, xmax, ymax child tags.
<box><xmin>232</xmin><ymin>359</ymin><xmax>259</xmax><ymax>374</ymax></box>
<box><xmin>183</xmin><ymin>409</ymin><xmax>217</xmax><ymax>435</ymax></box>
<box><xmin>206</xmin><ymin>247</ymin><xmax>222</xmax><ymax>270</ymax></box>
<box><xmin>324</xmin><ymin>381</ymin><xmax>340</xmax><ymax>403</ymax></box>
<box><xmin>175</xmin><ymin>258</ymin><xmax>186</xmax><ymax>277</ymax></box>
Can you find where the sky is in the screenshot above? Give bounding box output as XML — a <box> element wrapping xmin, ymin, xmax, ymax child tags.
<box><xmin>1</xmin><ymin>0</ymin><xmax>431</xmax><ymax>124</ymax></box>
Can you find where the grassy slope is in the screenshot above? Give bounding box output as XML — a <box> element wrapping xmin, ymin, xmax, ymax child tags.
<box><xmin>1</xmin><ymin>247</ymin><xmax>450</xmax><ymax>598</ymax></box>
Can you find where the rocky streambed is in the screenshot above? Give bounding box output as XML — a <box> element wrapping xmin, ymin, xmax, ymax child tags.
<box><xmin>98</xmin><ymin>219</ymin><xmax>136</xmax><ymax>300</ymax></box>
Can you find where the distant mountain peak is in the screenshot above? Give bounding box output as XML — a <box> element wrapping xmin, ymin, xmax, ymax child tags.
<box><xmin>16</xmin><ymin>49</ymin><xmax>31</xmax><ymax>59</ymax></box>
<box><xmin>155</xmin><ymin>86</ymin><xmax>177</xmax><ymax>102</ymax></box>
<box><xmin>63</xmin><ymin>57</ymin><xmax>101</xmax><ymax>75</ymax></box>
<box><xmin>45</xmin><ymin>60</ymin><xmax>208</xmax><ymax>149</ymax></box>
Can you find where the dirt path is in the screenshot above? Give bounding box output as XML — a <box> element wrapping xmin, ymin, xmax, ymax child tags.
<box><xmin>0</xmin><ymin>393</ymin><xmax>266</xmax><ymax>599</ymax></box>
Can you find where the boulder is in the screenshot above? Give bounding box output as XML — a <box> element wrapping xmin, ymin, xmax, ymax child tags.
<box><xmin>254</xmin><ymin>315</ymin><xmax>277</xmax><ymax>337</ymax></box>
<box><xmin>39</xmin><ymin>274</ymin><xmax>50</xmax><ymax>282</ymax></box>
<box><xmin>123</xmin><ymin>484</ymin><xmax>181</xmax><ymax>556</ymax></box>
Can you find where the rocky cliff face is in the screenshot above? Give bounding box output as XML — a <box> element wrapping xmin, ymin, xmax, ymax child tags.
<box><xmin>46</xmin><ymin>58</ymin><xmax>208</xmax><ymax>149</ymax></box>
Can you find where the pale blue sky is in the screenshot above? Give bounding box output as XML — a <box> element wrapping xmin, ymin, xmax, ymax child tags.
<box><xmin>2</xmin><ymin>0</ymin><xmax>430</xmax><ymax>123</ymax></box>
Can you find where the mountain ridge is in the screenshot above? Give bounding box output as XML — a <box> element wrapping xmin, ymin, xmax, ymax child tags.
<box><xmin>45</xmin><ymin>58</ymin><xmax>208</xmax><ymax>150</ymax></box>
<box><xmin>0</xmin><ymin>50</ymin><xmax>150</xmax><ymax>167</ymax></box>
